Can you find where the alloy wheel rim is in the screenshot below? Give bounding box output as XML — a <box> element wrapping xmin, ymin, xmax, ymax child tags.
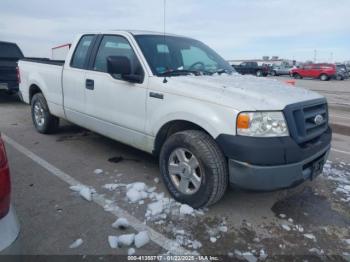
<box><xmin>168</xmin><ymin>148</ymin><xmax>202</xmax><ymax>195</ymax></box>
<box><xmin>34</xmin><ymin>102</ymin><xmax>45</xmax><ymax>126</ymax></box>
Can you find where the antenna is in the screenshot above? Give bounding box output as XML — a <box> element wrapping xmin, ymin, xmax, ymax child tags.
<box><xmin>163</xmin><ymin>0</ymin><xmax>168</xmax><ymax>83</ymax></box>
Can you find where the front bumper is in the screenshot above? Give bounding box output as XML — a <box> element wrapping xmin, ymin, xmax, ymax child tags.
<box><xmin>228</xmin><ymin>145</ymin><xmax>330</xmax><ymax>191</ymax></box>
<box><xmin>0</xmin><ymin>81</ymin><xmax>19</xmax><ymax>93</ymax></box>
<box><xmin>0</xmin><ymin>206</ymin><xmax>20</xmax><ymax>253</ymax></box>
<box><xmin>216</xmin><ymin>127</ymin><xmax>332</xmax><ymax>191</ymax></box>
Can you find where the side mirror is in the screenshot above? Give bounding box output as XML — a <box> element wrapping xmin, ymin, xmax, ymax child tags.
<box><xmin>107</xmin><ymin>56</ymin><xmax>131</xmax><ymax>75</ymax></box>
<box><xmin>107</xmin><ymin>56</ymin><xmax>143</xmax><ymax>83</ymax></box>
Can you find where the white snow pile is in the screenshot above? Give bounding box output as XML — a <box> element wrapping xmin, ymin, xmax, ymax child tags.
<box><xmin>204</xmin><ymin>221</ymin><xmax>229</xmax><ymax>245</ymax></box>
<box><xmin>126</xmin><ymin>182</ymin><xmax>149</xmax><ymax>203</ymax></box>
<box><xmin>102</xmin><ymin>180</ymin><xmax>206</xmax><ymax>224</ymax></box>
<box><xmin>112</xmin><ymin>218</ymin><xmax>129</xmax><ymax>230</ymax></box>
<box><xmin>128</xmin><ymin>248</ymin><xmax>136</xmax><ymax>255</ymax></box>
<box><xmin>210</xmin><ymin>237</ymin><xmax>217</xmax><ymax>243</ymax></box>
<box><xmin>69</xmin><ymin>238</ymin><xmax>83</xmax><ymax>249</ymax></box>
<box><xmin>278</xmin><ymin>216</ymin><xmax>305</xmax><ymax>233</ymax></box>
<box><xmin>118</xmin><ymin>234</ymin><xmax>135</xmax><ymax>247</ymax></box>
<box><xmin>108</xmin><ymin>236</ymin><xmax>119</xmax><ymax>249</ymax></box>
<box><xmin>70</xmin><ymin>185</ymin><xmax>95</xmax><ymax>201</ymax></box>
<box><xmin>103</xmin><ymin>183</ymin><xmax>126</xmax><ymax>191</ymax></box>
<box><xmin>134</xmin><ymin>231</ymin><xmax>150</xmax><ymax>248</ymax></box>
<box><xmin>234</xmin><ymin>250</ymin><xmax>258</xmax><ymax>262</ymax></box>
<box><xmin>171</xmin><ymin>227</ymin><xmax>202</xmax><ymax>250</ymax></box>
<box><xmin>309</xmin><ymin>248</ymin><xmax>324</xmax><ymax>256</ymax></box>
<box><xmin>304</xmin><ymin>233</ymin><xmax>317</xmax><ymax>242</ymax></box>
<box><xmin>94</xmin><ymin>169</ymin><xmax>104</xmax><ymax>175</ymax></box>
<box><xmin>179</xmin><ymin>204</ymin><xmax>194</xmax><ymax>216</ymax></box>
<box><xmin>232</xmin><ymin>249</ymin><xmax>268</xmax><ymax>262</ymax></box>
<box><xmin>108</xmin><ymin>234</ymin><xmax>136</xmax><ymax>248</ymax></box>
<box><xmin>323</xmin><ymin>161</ymin><xmax>350</xmax><ymax>202</ymax></box>
<box><xmin>281</xmin><ymin>224</ymin><xmax>291</xmax><ymax>231</ymax></box>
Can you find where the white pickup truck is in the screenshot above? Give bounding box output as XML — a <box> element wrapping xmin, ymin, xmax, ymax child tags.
<box><xmin>18</xmin><ymin>31</ymin><xmax>332</xmax><ymax>208</ymax></box>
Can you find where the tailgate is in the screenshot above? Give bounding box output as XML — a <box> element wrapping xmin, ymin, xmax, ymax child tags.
<box><xmin>0</xmin><ymin>60</ymin><xmax>17</xmax><ymax>82</ymax></box>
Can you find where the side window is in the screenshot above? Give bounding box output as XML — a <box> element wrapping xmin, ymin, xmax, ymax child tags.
<box><xmin>93</xmin><ymin>35</ymin><xmax>142</xmax><ymax>78</ymax></box>
<box><xmin>71</xmin><ymin>35</ymin><xmax>94</xmax><ymax>69</ymax></box>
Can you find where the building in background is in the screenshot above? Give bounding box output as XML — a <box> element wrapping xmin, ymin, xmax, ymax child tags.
<box><xmin>51</xmin><ymin>43</ymin><xmax>71</xmax><ymax>60</ymax></box>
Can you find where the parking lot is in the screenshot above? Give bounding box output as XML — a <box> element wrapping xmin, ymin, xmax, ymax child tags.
<box><xmin>0</xmin><ymin>77</ymin><xmax>349</xmax><ymax>260</ymax></box>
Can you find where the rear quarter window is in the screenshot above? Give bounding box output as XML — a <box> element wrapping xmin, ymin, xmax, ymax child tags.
<box><xmin>0</xmin><ymin>43</ymin><xmax>23</xmax><ymax>59</ymax></box>
<box><xmin>70</xmin><ymin>35</ymin><xmax>95</xmax><ymax>69</ymax></box>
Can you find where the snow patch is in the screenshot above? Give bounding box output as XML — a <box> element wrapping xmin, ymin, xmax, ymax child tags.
<box><xmin>128</xmin><ymin>248</ymin><xmax>136</xmax><ymax>255</ymax></box>
<box><xmin>118</xmin><ymin>234</ymin><xmax>135</xmax><ymax>247</ymax></box>
<box><xmin>304</xmin><ymin>233</ymin><xmax>317</xmax><ymax>241</ymax></box>
<box><xmin>134</xmin><ymin>231</ymin><xmax>150</xmax><ymax>248</ymax></box>
<box><xmin>179</xmin><ymin>204</ymin><xmax>194</xmax><ymax>215</ymax></box>
<box><xmin>70</xmin><ymin>185</ymin><xmax>94</xmax><ymax>201</ymax></box>
<box><xmin>112</xmin><ymin>218</ymin><xmax>129</xmax><ymax>230</ymax></box>
<box><xmin>108</xmin><ymin>236</ymin><xmax>119</xmax><ymax>249</ymax></box>
<box><xmin>94</xmin><ymin>169</ymin><xmax>104</xmax><ymax>175</ymax></box>
<box><xmin>69</xmin><ymin>238</ymin><xmax>83</xmax><ymax>249</ymax></box>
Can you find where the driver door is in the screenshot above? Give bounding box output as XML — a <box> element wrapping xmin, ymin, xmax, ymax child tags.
<box><xmin>84</xmin><ymin>34</ymin><xmax>148</xmax><ymax>147</ymax></box>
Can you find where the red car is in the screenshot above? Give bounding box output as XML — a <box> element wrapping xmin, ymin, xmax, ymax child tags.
<box><xmin>0</xmin><ymin>133</ymin><xmax>20</xmax><ymax>253</ymax></box>
<box><xmin>290</xmin><ymin>63</ymin><xmax>336</xmax><ymax>81</ymax></box>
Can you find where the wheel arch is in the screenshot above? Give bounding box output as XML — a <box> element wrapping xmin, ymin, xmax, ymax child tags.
<box><xmin>153</xmin><ymin>120</ymin><xmax>211</xmax><ymax>156</ymax></box>
<box><xmin>29</xmin><ymin>84</ymin><xmax>43</xmax><ymax>103</ymax></box>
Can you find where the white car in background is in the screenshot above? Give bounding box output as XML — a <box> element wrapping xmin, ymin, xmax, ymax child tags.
<box><xmin>0</xmin><ymin>134</ymin><xmax>20</xmax><ymax>254</ymax></box>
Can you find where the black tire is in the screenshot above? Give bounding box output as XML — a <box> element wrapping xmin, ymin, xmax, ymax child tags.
<box><xmin>31</xmin><ymin>93</ymin><xmax>59</xmax><ymax>134</ymax></box>
<box><xmin>159</xmin><ymin>130</ymin><xmax>228</xmax><ymax>208</ymax></box>
<box><xmin>271</xmin><ymin>71</ymin><xmax>277</xmax><ymax>76</ymax></box>
<box><xmin>320</xmin><ymin>74</ymin><xmax>329</xmax><ymax>81</ymax></box>
<box><xmin>293</xmin><ymin>73</ymin><xmax>302</xmax><ymax>79</ymax></box>
<box><xmin>256</xmin><ymin>70</ymin><xmax>263</xmax><ymax>77</ymax></box>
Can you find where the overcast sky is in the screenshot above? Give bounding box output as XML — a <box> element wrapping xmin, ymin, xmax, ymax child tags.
<box><xmin>0</xmin><ymin>0</ymin><xmax>349</xmax><ymax>62</ymax></box>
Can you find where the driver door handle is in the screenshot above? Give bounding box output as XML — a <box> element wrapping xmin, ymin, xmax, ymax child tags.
<box><xmin>86</xmin><ymin>79</ymin><xmax>94</xmax><ymax>90</ymax></box>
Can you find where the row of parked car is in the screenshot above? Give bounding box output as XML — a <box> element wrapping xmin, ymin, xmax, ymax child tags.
<box><xmin>232</xmin><ymin>61</ymin><xmax>350</xmax><ymax>81</ymax></box>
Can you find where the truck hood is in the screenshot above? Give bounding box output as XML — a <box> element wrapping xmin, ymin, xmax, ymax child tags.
<box><xmin>155</xmin><ymin>73</ymin><xmax>324</xmax><ymax>111</ymax></box>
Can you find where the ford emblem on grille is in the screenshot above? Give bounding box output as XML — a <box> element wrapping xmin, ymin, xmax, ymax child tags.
<box><xmin>314</xmin><ymin>114</ymin><xmax>324</xmax><ymax>125</ymax></box>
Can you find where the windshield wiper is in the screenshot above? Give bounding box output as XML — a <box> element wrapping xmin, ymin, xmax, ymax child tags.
<box><xmin>158</xmin><ymin>69</ymin><xmax>201</xmax><ymax>76</ymax></box>
<box><xmin>214</xmin><ymin>69</ymin><xmax>232</xmax><ymax>75</ymax></box>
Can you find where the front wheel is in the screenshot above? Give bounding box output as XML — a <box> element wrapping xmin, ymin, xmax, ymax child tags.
<box><xmin>256</xmin><ymin>70</ymin><xmax>263</xmax><ymax>77</ymax></box>
<box><xmin>320</xmin><ymin>74</ymin><xmax>329</xmax><ymax>81</ymax></box>
<box><xmin>159</xmin><ymin>130</ymin><xmax>228</xmax><ymax>208</ymax></box>
<box><xmin>31</xmin><ymin>93</ymin><xmax>59</xmax><ymax>134</ymax></box>
<box><xmin>293</xmin><ymin>73</ymin><xmax>302</xmax><ymax>79</ymax></box>
<box><xmin>271</xmin><ymin>71</ymin><xmax>277</xmax><ymax>76</ymax></box>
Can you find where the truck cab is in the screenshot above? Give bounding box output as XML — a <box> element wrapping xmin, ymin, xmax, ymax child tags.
<box><xmin>18</xmin><ymin>31</ymin><xmax>332</xmax><ymax>208</ymax></box>
<box><xmin>233</xmin><ymin>61</ymin><xmax>269</xmax><ymax>77</ymax></box>
<box><xmin>0</xmin><ymin>41</ymin><xmax>24</xmax><ymax>94</ymax></box>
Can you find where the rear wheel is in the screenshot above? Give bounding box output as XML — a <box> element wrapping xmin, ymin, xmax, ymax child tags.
<box><xmin>336</xmin><ymin>75</ymin><xmax>344</xmax><ymax>81</ymax></box>
<box><xmin>159</xmin><ymin>130</ymin><xmax>228</xmax><ymax>208</ymax></box>
<box><xmin>320</xmin><ymin>74</ymin><xmax>329</xmax><ymax>81</ymax></box>
<box><xmin>256</xmin><ymin>70</ymin><xmax>263</xmax><ymax>77</ymax></box>
<box><xmin>31</xmin><ymin>93</ymin><xmax>59</xmax><ymax>134</ymax></box>
<box><xmin>271</xmin><ymin>70</ymin><xmax>277</xmax><ymax>76</ymax></box>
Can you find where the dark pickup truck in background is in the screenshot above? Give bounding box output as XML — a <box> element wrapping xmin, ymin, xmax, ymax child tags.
<box><xmin>0</xmin><ymin>41</ymin><xmax>24</xmax><ymax>94</ymax></box>
<box><xmin>232</xmin><ymin>61</ymin><xmax>270</xmax><ymax>77</ymax></box>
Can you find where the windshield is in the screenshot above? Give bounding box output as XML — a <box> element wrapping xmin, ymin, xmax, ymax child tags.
<box><xmin>134</xmin><ymin>35</ymin><xmax>234</xmax><ymax>76</ymax></box>
<box><xmin>0</xmin><ymin>43</ymin><xmax>23</xmax><ymax>59</ymax></box>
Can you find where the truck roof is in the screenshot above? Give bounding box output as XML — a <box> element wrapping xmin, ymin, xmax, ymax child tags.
<box><xmin>84</xmin><ymin>30</ymin><xmax>187</xmax><ymax>38</ymax></box>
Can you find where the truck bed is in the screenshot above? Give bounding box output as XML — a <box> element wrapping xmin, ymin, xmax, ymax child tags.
<box><xmin>20</xmin><ymin>58</ymin><xmax>65</xmax><ymax>66</ymax></box>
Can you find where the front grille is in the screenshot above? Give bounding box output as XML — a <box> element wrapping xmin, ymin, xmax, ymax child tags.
<box><xmin>283</xmin><ymin>99</ymin><xmax>329</xmax><ymax>144</ymax></box>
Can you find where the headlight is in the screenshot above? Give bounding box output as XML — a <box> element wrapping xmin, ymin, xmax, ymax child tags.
<box><xmin>237</xmin><ymin>111</ymin><xmax>289</xmax><ymax>137</ymax></box>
